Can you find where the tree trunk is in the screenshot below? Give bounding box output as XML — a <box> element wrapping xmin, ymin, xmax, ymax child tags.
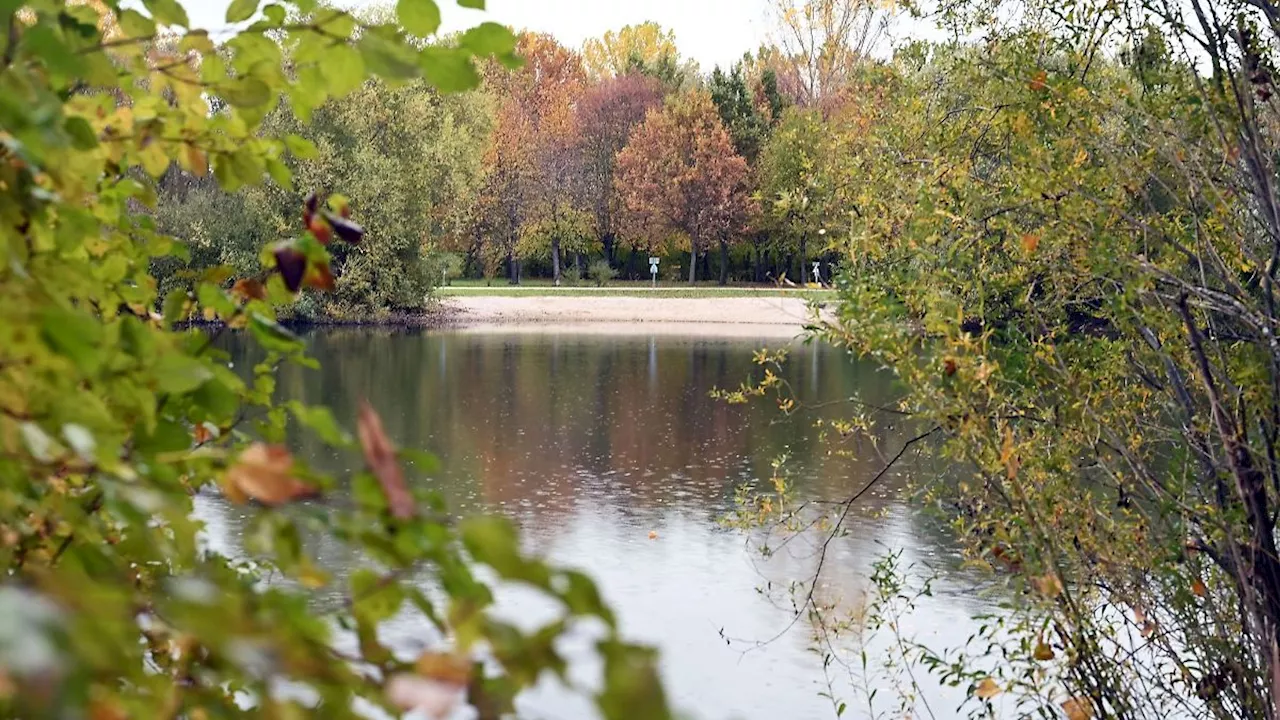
<box><xmin>604</xmin><ymin>232</ymin><xmax>615</xmax><ymax>264</ymax></box>
<box><xmin>798</xmin><ymin>233</ymin><xmax>808</xmax><ymax>284</ymax></box>
<box><xmin>575</xmin><ymin>253</ymin><xmax>584</xmax><ymax>278</ymax></box>
<box><xmin>688</xmin><ymin>249</ymin><xmax>697</xmax><ymax>284</ymax></box>
<box><xmin>508</xmin><ymin>251</ymin><xmax>518</xmax><ymax>285</ymax></box>
<box><xmin>719</xmin><ymin>238</ymin><xmax>729</xmax><ymax>286</ymax></box>
<box><xmin>551</xmin><ymin>237</ymin><xmax>562</xmax><ymax>286</ymax></box>
<box><xmin>701</xmin><ymin>252</ymin><xmax>711</xmax><ymax>283</ymax></box>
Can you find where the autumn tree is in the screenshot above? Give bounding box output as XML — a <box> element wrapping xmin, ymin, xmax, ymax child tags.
<box><xmin>768</xmin><ymin>0</ymin><xmax>893</xmax><ymax>108</ymax></box>
<box><xmin>576</xmin><ymin>72</ymin><xmax>665</xmax><ymax>264</ymax></box>
<box><xmin>615</xmin><ymin>91</ymin><xmax>755</xmax><ymax>284</ymax></box>
<box><xmin>479</xmin><ymin>32</ymin><xmax>588</xmax><ymax>284</ymax></box>
<box><xmin>583</xmin><ymin>21</ymin><xmax>677</xmax><ymax>78</ymax></box>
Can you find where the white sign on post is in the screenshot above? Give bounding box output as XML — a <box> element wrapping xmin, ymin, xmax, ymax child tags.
<box><xmin>649</xmin><ymin>256</ymin><xmax>660</xmax><ymax>286</ymax></box>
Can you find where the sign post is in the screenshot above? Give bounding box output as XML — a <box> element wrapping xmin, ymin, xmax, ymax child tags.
<box><xmin>812</xmin><ymin>261</ymin><xmax>822</xmax><ymax>286</ymax></box>
<box><xmin>649</xmin><ymin>257</ymin><xmax>660</xmax><ymax>287</ymax></box>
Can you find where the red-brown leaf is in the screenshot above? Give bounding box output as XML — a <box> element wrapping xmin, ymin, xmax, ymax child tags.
<box><xmin>225</xmin><ymin>442</ymin><xmax>318</xmax><ymax>506</ymax></box>
<box><xmin>357</xmin><ymin>400</ymin><xmax>414</xmax><ymax>519</ymax></box>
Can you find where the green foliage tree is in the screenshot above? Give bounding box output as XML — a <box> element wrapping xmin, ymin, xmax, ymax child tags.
<box><xmin>0</xmin><ymin>2</ymin><xmax>671</xmax><ymax>719</ymax></box>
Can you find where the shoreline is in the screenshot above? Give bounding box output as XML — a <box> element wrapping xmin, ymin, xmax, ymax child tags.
<box><xmin>440</xmin><ymin>295</ymin><xmax>828</xmax><ymax>338</ymax></box>
<box><xmin>187</xmin><ymin>294</ymin><xmax>831</xmax><ymax>339</ymax></box>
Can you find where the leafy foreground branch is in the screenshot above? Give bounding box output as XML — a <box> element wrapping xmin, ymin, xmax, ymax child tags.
<box><xmin>0</xmin><ymin>2</ymin><xmax>669</xmax><ymax>718</ymax></box>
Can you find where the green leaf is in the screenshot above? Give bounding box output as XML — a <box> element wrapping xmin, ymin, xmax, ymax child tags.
<box><xmin>191</xmin><ymin>378</ymin><xmax>240</xmax><ymax>424</ymax></box>
<box><xmin>262</xmin><ymin>4</ymin><xmax>287</xmax><ymax>24</ymax></box>
<box><xmin>134</xmin><ymin>418</ymin><xmax>190</xmax><ymax>456</ymax></box>
<box><xmin>457</xmin><ymin>0</ymin><xmax>484</xmax><ymax>7</ymax></box>
<box><xmin>459</xmin><ymin>22</ymin><xmax>516</xmax><ymax>57</ymax></box>
<box><xmin>40</xmin><ymin>306</ymin><xmax>103</xmax><ymax>374</ymax></box>
<box><xmin>289</xmin><ymin>402</ymin><xmax>351</xmax><ymax>446</ymax></box>
<box><xmin>358</xmin><ymin>29</ymin><xmax>421</xmax><ymax>80</ymax></box>
<box><xmin>284</xmin><ymin>134</ymin><xmax>319</xmax><ymax>160</ymax></box>
<box><xmin>153</xmin><ymin>354</ymin><xmax>213</xmax><ymax>395</ymax></box>
<box><xmin>162</xmin><ymin>288</ymin><xmax>188</xmax><ymax>328</ymax></box>
<box><xmin>397</xmin><ymin>0</ymin><xmax>441</xmax><ymax>36</ymax></box>
<box><xmin>220</xmin><ymin>77</ymin><xmax>271</xmax><ymax>107</ymax></box>
<box><xmin>318</xmin><ymin>42</ymin><xmax>365</xmax><ymax>96</ymax></box>
<box><xmin>351</xmin><ymin>569</ymin><xmax>405</xmax><ymax>623</ymax></box>
<box><xmin>226</xmin><ymin>0</ymin><xmax>259</xmax><ymax>23</ymax></box>
<box><xmin>118</xmin><ymin>9</ymin><xmax>156</xmax><ymax>39</ymax></box>
<box><xmin>64</xmin><ymin>116</ymin><xmax>98</xmax><ymax>150</ymax></box>
<box><xmin>420</xmin><ymin>47</ymin><xmax>480</xmax><ymax>93</ymax></box>
<box><xmin>249</xmin><ymin>313</ymin><xmax>303</xmax><ymax>353</ymax></box>
<box><xmin>143</xmin><ymin>0</ymin><xmax>190</xmax><ymax>27</ymax></box>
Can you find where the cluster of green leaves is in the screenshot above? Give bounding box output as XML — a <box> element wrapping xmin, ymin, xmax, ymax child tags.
<box><xmin>0</xmin><ymin>1</ymin><xmax>670</xmax><ymax>717</ymax></box>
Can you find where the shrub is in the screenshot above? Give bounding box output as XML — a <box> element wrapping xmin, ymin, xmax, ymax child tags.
<box><xmin>590</xmin><ymin>259</ymin><xmax>619</xmax><ymax>286</ymax></box>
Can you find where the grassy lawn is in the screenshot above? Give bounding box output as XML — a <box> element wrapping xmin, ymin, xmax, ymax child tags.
<box><xmin>435</xmin><ymin>281</ymin><xmax>837</xmax><ymax>300</ymax></box>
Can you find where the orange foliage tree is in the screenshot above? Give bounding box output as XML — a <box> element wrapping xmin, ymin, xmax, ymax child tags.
<box><xmin>478</xmin><ymin>32</ymin><xmax>587</xmax><ymax>284</ymax></box>
<box><xmin>615</xmin><ymin>91</ymin><xmax>755</xmax><ymax>284</ymax></box>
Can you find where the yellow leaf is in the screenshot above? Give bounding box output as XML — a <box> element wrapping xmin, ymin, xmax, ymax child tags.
<box><xmin>975</xmin><ymin>677</ymin><xmax>1001</xmax><ymax>700</ymax></box>
<box><xmin>1021</xmin><ymin>233</ymin><xmax>1039</xmax><ymax>253</ymax></box>
<box><xmin>1033</xmin><ymin>641</ymin><xmax>1055</xmax><ymax>661</ymax></box>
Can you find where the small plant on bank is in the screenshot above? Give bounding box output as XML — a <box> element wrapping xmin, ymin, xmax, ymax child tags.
<box><xmin>589</xmin><ymin>259</ymin><xmax>619</xmax><ymax>286</ymax></box>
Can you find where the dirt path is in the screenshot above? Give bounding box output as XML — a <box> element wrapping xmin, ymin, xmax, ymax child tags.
<box><xmin>443</xmin><ymin>295</ymin><xmax>830</xmax><ymax>337</ymax></box>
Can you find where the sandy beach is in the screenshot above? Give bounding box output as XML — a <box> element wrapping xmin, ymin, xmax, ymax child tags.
<box><xmin>443</xmin><ymin>295</ymin><xmax>829</xmax><ymax>338</ymax></box>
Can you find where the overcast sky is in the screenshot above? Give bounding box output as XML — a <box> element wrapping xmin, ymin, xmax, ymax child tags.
<box><xmin>181</xmin><ymin>0</ymin><xmax>780</xmax><ymax>71</ymax></box>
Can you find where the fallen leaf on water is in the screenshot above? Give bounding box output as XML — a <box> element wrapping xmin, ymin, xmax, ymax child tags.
<box><xmin>1062</xmin><ymin>696</ymin><xmax>1094</xmax><ymax>720</ymax></box>
<box><xmin>224</xmin><ymin>443</ymin><xmax>318</xmax><ymax>506</ymax></box>
<box><xmin>975</xmin><ymin>677</ymin><xmax>1001</xmax><ymax>700</ymax></box>
<box><xmin>648</xmin><ymin>530</ymin><xmax>658</xmax><ymax>540</ymax></box>
<box><xmin>357</xmin><ymin>400</ymin><xmax>415</xmax><ymax>520</ymax></box>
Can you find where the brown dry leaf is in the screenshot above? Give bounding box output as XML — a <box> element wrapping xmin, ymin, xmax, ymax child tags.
<box><xmin>648</xmin><ymin>530</ymin><xmax>658</xmax><ymax>540</ymax></box>
<box><xmin>186</xmin><ymin>146</ymin><xmax>208</xmax><ymax>177</ymax></box>
<box><xmin>357</xmin><ymin>400</ymin><xmax>415</xmax><ymax>520</ymax></box>
<box><xmin>192</xmin><ymin>423</ymin><xmax>212</xmax><ymax>445</ymax></box>
<box><xmin>1032</xmin><ymin>573</ymin><xmax>1064</xmax><ymax>598</ymax></box>
<box><xmin>1021</xmin><ymin>233</ymin><xmax>1040</xmax><ymax>253</ymax></box>
<box><xmin>974</xmin><ymin>677</ymin><xmax>1001</xmax><ymax>700</ymax></box>
<box><xmin>1033</xmin><ymin>641</ymin><xmax>1055</xmax><ymax>661</ymax></box>
<box><xmin>231</xmin><ymin>278</ymin><xmax>266</xmax><ymax>301</ymax></box>
<box><xmin>415</xmin><ymin>652</ymin><xmax>472</xmax><ymax>686</ymax></box>
<box><xmin>224</xmin><ymin>443</ymin><xmax>318</xmax><ymax>506</ymax></box>
<box><xmin>1191</xmin><ymin>579</ymin><xmax>1208</xmax><ymax>597</ymax></box>
<box><xmin>1028</xmin><ymin>70</ymin><xmax>1048</xmax><ymax>91</ymax></box>
<box><xmin>1061</xmin><ymin>696</ymin><xmax>1095</xmax><ymax>720</ymax></box>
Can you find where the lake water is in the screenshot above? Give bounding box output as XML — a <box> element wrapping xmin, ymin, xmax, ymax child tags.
<box><xmin>199</xmin><ymin>328</ymin><xmax>1003</xmax><ymax>719</ymax></box>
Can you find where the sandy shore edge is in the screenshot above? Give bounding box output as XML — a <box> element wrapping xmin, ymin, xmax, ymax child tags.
<box><xmin>441</xmin><ymin>295</ymin><xmax>828</xmax><ymax>338</ymax></box>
